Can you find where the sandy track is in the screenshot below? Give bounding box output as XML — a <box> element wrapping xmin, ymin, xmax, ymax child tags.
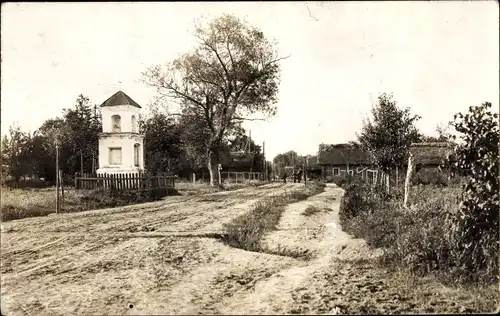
<box><xmin>1</xmin><ymin>183</ymin><xmax>496</xmax><ymax>315</ymax></box>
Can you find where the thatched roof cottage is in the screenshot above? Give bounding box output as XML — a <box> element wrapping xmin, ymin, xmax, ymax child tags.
<box><xmin>409</xmin><ymin>142</ymin><xmax>456</xmax><ymax>171</ymax></box>
<box><xmin>317</xmin><ymin>143</ymin><xmax>371</xmax><ymax>178</ymax></box>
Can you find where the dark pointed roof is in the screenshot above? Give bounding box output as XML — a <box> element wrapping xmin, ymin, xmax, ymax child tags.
<box><xmin>100</xmin><ymin>90</ymin><xmax>141</xmax><ymax>108</ymax></box>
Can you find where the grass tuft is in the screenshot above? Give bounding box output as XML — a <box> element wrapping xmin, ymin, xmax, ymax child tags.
<box><xmin>302</xmin><ymin>206</ymin><xmax>322</xmax><ymax>216</ymax></box>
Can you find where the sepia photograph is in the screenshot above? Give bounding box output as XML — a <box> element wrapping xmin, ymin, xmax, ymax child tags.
<box><xmin>1</xmin><ymin>1</ymin><xmax>498</xmax><ymax>315</ymax></box>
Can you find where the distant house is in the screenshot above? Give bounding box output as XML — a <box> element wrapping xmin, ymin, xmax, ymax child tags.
<box><xmin>317</xmin><ymin>143</ymin><xmax>372</xmax><ymax>179</ymax></box>
<box><xmin>317</xmin><ymin>141</ymin><xmax>455</xmax><ymax>180</ymax></box>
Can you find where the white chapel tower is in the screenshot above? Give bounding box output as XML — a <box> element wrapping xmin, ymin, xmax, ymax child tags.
<box><xmin>96</xmin><ymin>91</ymin><xmax>145</xmax><ymax>175</ymax></box>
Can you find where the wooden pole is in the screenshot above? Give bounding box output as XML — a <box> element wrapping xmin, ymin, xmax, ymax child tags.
<box><xmin>304</xmin><ymin>156</ymin><xmax>307</xmax><ymax>185</ymax></box>
<box><xmin>249</xmin><ymin>130</ymin><xmax>252</xmax><ymax>152</ymax></box>
<box><xmin>404</xmin><ymin>153</ymin><xmax>414</xmax><ymax>208</ymax></box>
<box><xmin>59</xmin><ymin>170</ymin><xmax>65</xmax><ymax>209</ymax></box>
<box><xmin>80</xmin><ymin>153</ymin><xmax>84</xmax><ymax>175</ymax></box>
<box><xmin>262</xmin><ymin>141</ymin><xmax>266</xmax><ymax>181</ymax></box>
<box><xmin>55</xmin><ymin>141</ymin><xmax>60</xmax><ymax>214</ymax></box>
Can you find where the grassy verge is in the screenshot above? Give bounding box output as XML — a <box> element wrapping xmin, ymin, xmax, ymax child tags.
<box><xmin>220</xmin><ymin>182</ymin><xmax>325</xmax><ymax>259</ymax></box>
<box><xmin>0</xmin><ymin>187</ymin><xmax>175</xmax><ymax>222</ymax></box>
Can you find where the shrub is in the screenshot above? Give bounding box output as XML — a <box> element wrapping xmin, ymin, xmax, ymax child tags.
<box><xmin>380</xmin><ymin>199</ymin><xmax>460</xmax><ymax>276</ymax></box>
<box><xmin>329</xmin><ymin>173</ymin><xmax>364</xmax><ymax>189</ymax></box>
<box><xmin>411</xmin><ymin>168</ymin><xmax>449</xmax><ymax>187</ymax></box>
<box><xmin>339</xmin><ymin>182</ymin><xmax>472</xmax><ymax>281</ymax></box>
<box><xmin>449</xmin><ymin>102</ymin><xmax>499</xmax><ymax>281</ymax></box>
<box><xmin>339</xmin><ymin>182</ymin><xmax>385</xmax><ymax>226</ymax></box>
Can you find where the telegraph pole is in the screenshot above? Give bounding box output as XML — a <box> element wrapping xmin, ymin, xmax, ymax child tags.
<box><xmin>262</xmin><ymin>141</ymin><xmax>266</xmax><ymax>181</ymax></box>
<box><xmin>55</xmin><ymin>137</ymin><xmax>60</xmax><ymax>214</ymax></box>
<box><xmin>248</xmin><ymin>130</ymin><xmax>252</xmax><ymax>152</ymax></box>
<box><xmin>304</xmin><ymin>156</ymin><xmax>307</xmax><ymax>185</ymax></box>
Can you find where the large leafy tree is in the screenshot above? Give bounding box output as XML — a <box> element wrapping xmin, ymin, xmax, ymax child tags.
<box><xmin>357</xmin><ymin>93</ymin><xmax>421</xmax><ymax>173</ymax></box>
<box><xmin>142</xmin><ymin>14</ymin><xmax>285</xmax><ymax>186</ymax></box>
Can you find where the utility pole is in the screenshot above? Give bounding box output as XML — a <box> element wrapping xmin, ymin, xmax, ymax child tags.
<box><xmin>92</xmin><ymin>104</ymin><xmax>98</xmax><ymax>174</ymax></box>
<box><xmin>55</xmin><ymin>137</ymin><xmax>60</xmax><ymax>214</ymax></box>
<box><xmin>304</xmin><ymin>156</ymin><xmax>307</xmax><ymax>185</ymax></box>
<box><xmin>248</xmin><ymin>130</ymin><xmax>252</xmax><ymax>152</ymax></box>
<box><xmin>81</xmin><ymin>153</ymin><xmax>84</xmax><ymax>176</ymax></box>
<box><xmin>262</xmin><ymin>141</ymin><xmax>266</xmax><ymax>181</ymax></box>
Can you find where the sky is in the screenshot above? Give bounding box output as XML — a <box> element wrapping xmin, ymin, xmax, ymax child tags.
<box><xmin>1</xmin><ymin>1</ymin><xmax>498</xmax><ymax>160</ymax></box>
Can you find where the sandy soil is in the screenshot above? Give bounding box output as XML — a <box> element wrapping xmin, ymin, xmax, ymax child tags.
<box><xmin>1</xmin><ymin>183</ymin><xmax>497</xmax><ymax>315</ymax></box>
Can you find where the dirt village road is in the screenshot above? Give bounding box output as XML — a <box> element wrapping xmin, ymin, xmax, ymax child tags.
<box><xmin>1</xmin><ymin>183</ymin><xmax>496</xmax><ymax>315</ymax></box>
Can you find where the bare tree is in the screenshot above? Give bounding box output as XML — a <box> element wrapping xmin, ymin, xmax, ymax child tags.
<box><xmin>142</xmin><ymin>14</ymin><xmax>286</xmax><ymax>186</ymax></box>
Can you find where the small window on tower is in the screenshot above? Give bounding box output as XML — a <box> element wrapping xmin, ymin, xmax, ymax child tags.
<box><xmin>131</xmin><ymin>115</ymin><xmax>137</xmax><ymax>133</ymax></box>
<box><xmin>111</xmin><ymin>115</ymin><xmax>121</xmax><ymax>132</ymax></box>
<box><xmin>134</xmin><ymin>143</ymin><xmax>140</xmax><ymax>167</ymax></box>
